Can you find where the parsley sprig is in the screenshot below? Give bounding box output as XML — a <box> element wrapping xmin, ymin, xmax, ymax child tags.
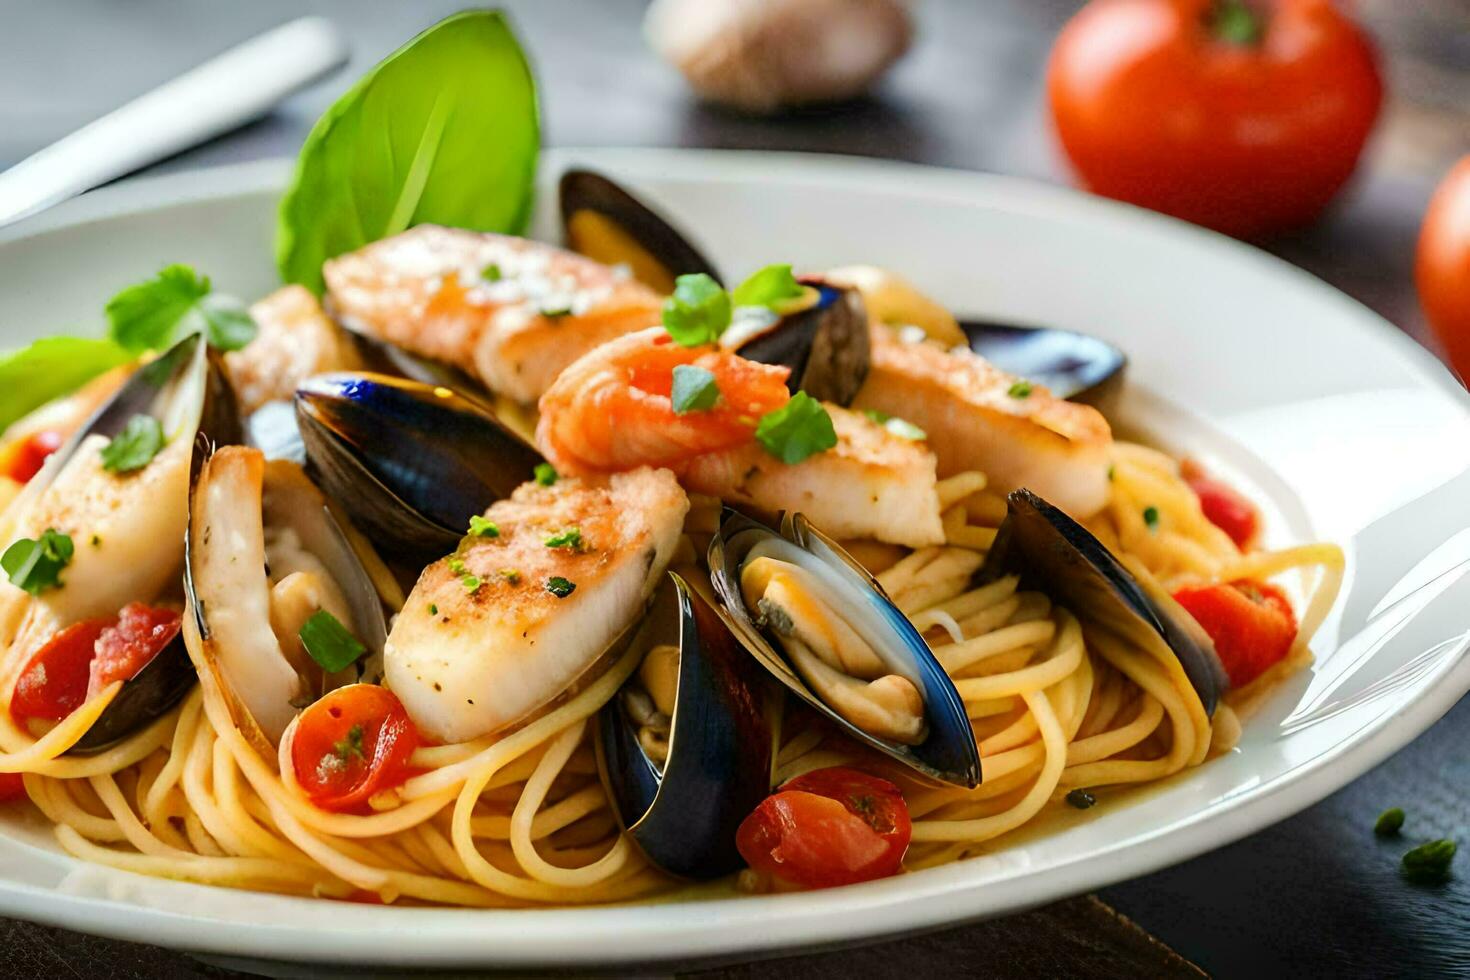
<box><xmin>1</xmin><ymin>529</ymin><xmax>73</xmax><ymax>595</ymax></box>
<box><xmin>106</xmin><ymin>264</ymin><xmax>257</xmax><ymax>353</ymax></box>
<box><xmin>100</xmin><ymin>414</ymin><xmax>165</xmax><ymax>473</ymax></box>
<box><xmin>662</xmin><ymin>273</ymin><xmax>731</xmax><ymax>347</ymax></box>
<box><xmin>756</xmin><ymin>392</ymin><xmax>837</xmax><ymax>465</ymax></box>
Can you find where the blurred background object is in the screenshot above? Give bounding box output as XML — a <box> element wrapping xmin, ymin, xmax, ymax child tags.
<box><xmin>1417</xmin><ymin>156</ymin><xmax>1470</xmax><ymax>382</ymax></box>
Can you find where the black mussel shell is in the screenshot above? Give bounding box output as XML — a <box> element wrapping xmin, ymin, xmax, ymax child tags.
<box><xmin>708</xmin><ymin>509</ymin><xmax>981</xmax><ymax>787</ymax></box>
<box><xmin>295</xmin><ymin>373</ymin><xmax>543</xmax><ymax>565</ymax></box>
<box><xmin>960</xmin><ymin>320</ymin><xmax>1126</xmax><ymax>408</ymax></box>
<box><xmin>729</xmin><ymin>280</ymin><xmax>870</xmax><ymax>406</ymax></box>
<box><xmin>69</xmin><ymin>628</ymin><xmax>193</xmax><ymax>754</ymax></box>
<box><xmin>596</xmin><ymin>572</ymin><xmax>775</xmax><ymax>879</ymax></box>
<box><xmin>559</xmin><ymin>168</ymin><xmax>722</xmax><ymax>290</ymax></box>
<box><xmin>980</xmin><ymin>489</ymin><xmax>1227</xmax><ymax>714</ymax></box>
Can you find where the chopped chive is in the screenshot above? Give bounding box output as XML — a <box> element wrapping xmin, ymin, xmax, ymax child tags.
<box><xmin>468</xmin><ymin>515</ymin><xmax>500</xmax><ymax>538</ymax></box>
<box><xmin>544</xmin><ymin>527</ymin><xmax>583</xmax><ymax>550</ymax></box>
<box><xmin>1007</xmin><ymin>380</ymin><xmax>1033</xmax><ymax>399</ymax></box>
<box><xmin>429</xmin><ymin>603</ymin><xmax>438</xmax><ymax>616</ymax></box>
<box><xmin>546</xmin><ymin>576</ymin><xmax>576</xmax><ymax>598</ymax></box>
<box><xmin>462</xmin><ymin>574</ymin><xmax>482</xmax><ymax>593</ymax></box>
<box><xmin>298</xmin><ymin>610</ymin><xmax>366</xmax><ymax>673</ymax></box>
<box><xmin>1142</xmin><ymin>506</ymin><xmax>1160</xmax><ymax>531</ymax></box>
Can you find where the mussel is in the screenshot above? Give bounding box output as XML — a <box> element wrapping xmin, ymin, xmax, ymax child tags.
<box><xmin>8</xmin><ymin>334</ymin><xmax>240</xmax><ymax>753</ymax></box>
<box><xmin>184</xmin><ymin>441</ymin><xmax>390</xmax><ymax>749</ymax></box>
<box><xmin>722</xmin><ymin>278</ymin><xmax>871</xmax><ymax>406</ymax></box>
<box><xmin>959</xmin><ymin>320</ymin><xmax>1126</xmax><ymax>408</ymax></box>
<box><xmin>560</xmin><ymin>168</ymin><xmax>723</xmax><ymax>292</ymax></box>
<box><xmin>980</xmin><ymin>489</ymin><xmax>1227</xmax><ymax>713</ymax></box>
<box><xmin>709</xmin><ymin>508</ymin><xmax>980</xmax><ymax>787</ymax></box>
<box><xmin>596</xmin><ymin>572</ymin><xmax>775</xmax><ymax>879</ymax></box>
<box><xmin>295</xmin><ymin>372</ymin><xmax>543</xmax><ymax>566</ymax></box>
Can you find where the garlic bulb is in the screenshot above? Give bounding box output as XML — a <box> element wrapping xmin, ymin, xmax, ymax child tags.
<box><xmin>645</xmin><ymin>0</ymin><xmax>913</xmax><ymax>114</ymax></box>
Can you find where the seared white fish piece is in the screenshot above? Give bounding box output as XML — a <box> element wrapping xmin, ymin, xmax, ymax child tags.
<box><xmin>225</xmin><ymin>285</ymin><xmax>363</xmax><ymax>414</ymax></box>
<box><xmin>681</xmin><ymin>404</ymin><xmax>944</xmax><ymax>548</ymax></box>
<box><xmin>386</xmin><ymin>467</ymin><xmax>688</xmax><ymax>744</ymax></box>
<box><xmin>854</xmin><ymin>328</ymin><xmax>1113</xmax><ymax>519</ymax></box>
<box><xmin>323</xmin><ymin>225</ymin><xmax>663</xmax><ymax>404</ymax></box>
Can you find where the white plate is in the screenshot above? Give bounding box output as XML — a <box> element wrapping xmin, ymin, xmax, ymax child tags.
<box><xmin>0</xmin><ymin>149</ymin><xmax>1467</xmax><ymax>970</ymax></box>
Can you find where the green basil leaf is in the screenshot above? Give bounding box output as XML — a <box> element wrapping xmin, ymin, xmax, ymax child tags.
<box><xmin>275</xmin><ymin>10</ymin><xmax>540</xmax><ymax>295</ymax></box>
<box><xmin>662</xmin><ymin>273</ymin><xmax>731</xmax><ymax>347</ymax></box>
<box><xmin>298</xmin><ymin>609</ymin><xmax>366</xmax><ymax>673</ymax></box>
<box><xmin>670</xmin><ymin>364</ymin><xmax>720</xmax><ymax>414</ymax></box>
<box><xmin>99</xmin><ymin>414</ymin><xmax>165</xmax><ymax>473</ymax></box>
<box><xmin>0</xmin><ymin>337</ymin><xmax>132</xmax><ymax>433</ymax></box>
<box><xmin>732</xmin><ymin>264</ymin><xmax>804</xmax><ymax>309</ymax></box>
<box><xmin>755</xmin><ymin>392</ymin><xmax>837</xmax><ymax>465</ymax></box>
<box><xmin>1</xmin><ymin>528</ymin><xmax>74</xmax><ymax>595</ymax></box>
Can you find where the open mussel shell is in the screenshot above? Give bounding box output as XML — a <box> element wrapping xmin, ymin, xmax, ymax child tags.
<box><xmin>980</xmin><ymin>489</ymin><xmax>1227</xmax><ymax>714</ymax></box>
<box><xmin>295</xmin><ymin>372</ymin><xmax>543</xmax><ymax>566</ymax></box>
<box><xmin>61</xmin><ymin>334</ymin><xmax>241</xmax><ymax>753</ymax></box>
<box><xmin>960</xmin><ymin>319</ymin><xmax>1126</xmax><ymax>408</ymax></box>
<box><xmin>595</xmin><ymin>572</ymin><xmax>775</xmax><ymax>879</ymax></box>
<box><xmin>725</xmin><ymin>279</ymin><xmax>871</xmax><ymax>406</ymax></box>
<box><xmin>708</xmin><ymin>509</ymin><xmax>981</xmax><ymax>787</ymax></box>
<box><xmin>559</xmin><ymin>168</ymin><xmax>722</xmax><ymax>292</ymax></box>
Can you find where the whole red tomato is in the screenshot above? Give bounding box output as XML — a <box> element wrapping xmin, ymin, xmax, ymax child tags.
<box><xmin>1048</xmin><ymin>0</ymin><xmax>1382</xmax><ymax>238</ymax></box>
<box><xmin>1417</xmin><ymin>156</ymin><xmax>1470</xmax><ymax>384</ymax></box>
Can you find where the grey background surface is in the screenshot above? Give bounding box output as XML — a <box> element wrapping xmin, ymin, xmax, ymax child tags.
<box><xmin>0</xmin><ymin>1</ymin><xmax>1467</xmax><ymax>976</ymax></box>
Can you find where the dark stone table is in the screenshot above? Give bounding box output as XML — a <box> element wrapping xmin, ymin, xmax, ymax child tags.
<box><xmin>1</xmin><ymin>2</ymin><xmax>1466</xmax><ymax>976</ymax></box>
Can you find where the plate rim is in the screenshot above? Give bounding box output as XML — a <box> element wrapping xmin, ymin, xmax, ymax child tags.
<box><xmin>0</xmin><ymin>147</ymin><xmax>1466</xmax><ymax>968</ymax></box>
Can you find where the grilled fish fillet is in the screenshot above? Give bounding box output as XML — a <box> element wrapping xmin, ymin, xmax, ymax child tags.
<box><xmin>225</xmin><ymin>286</ymin><xmax>362</xmax><ymax>414</ymax></box>
<box><xmin>681</xmin><ymin>405</ymin><xmax>944</xmax><ymax>548</ymax></box>
<box><xmin>323</xmin><ymin>225</ymin><xmax>663</xmax><ymax>404</ymax></box>
<box><xmin>386</xmin><ymin>467</ymin><xmax>688</xmax><ymax>744</ymax></box>
<box><xmin>853</xmin><ymin>329</ymin><xmax>1113</xmax><ymax>518</ymax></box>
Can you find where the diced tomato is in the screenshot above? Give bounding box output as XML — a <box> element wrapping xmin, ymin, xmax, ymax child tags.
<box><xmin>1181</xmin><ymin>459</ymin><xmax>1260</xmax><ymax>550</ymax></box>
<box><xmin>736</xmin><ymin>766</ymin><xmax>911</xmax><ymax>890</ymax></box>
<box><xmin>0</xmin><ymin>430</ymin><xmax>63</xmax><ymax>485</ymax></box>
<box><xmin>1173</xmin><ymin>580</ymin><xmax>1298</xmax><ymax>688</ymax></box>
<box><xmin>87</xmin><ymin>603</ymin><xmax>182</xmax><ymax>699</ymax></box>
<box><xmin>291</xmin><ymin>685</ymin><xmax>420</xmax><ymax>813</ymax></box>
<box><xmin>0</xmin><ymin>772</ymin><xmax>26</xmax><ymax>802</ymax></box>
<box><xmin>9</xmin><ymin>619</ymin><xmax>112</xmax><ymax>726</ymax></box>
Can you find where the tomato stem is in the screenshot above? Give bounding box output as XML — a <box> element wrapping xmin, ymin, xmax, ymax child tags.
<box><xmin>1209</xmin><ymin>0</ymin><xmax>1263</xmax><ymax>45</ymax></box>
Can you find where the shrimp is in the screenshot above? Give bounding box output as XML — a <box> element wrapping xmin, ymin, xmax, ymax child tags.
<box><xmin>535</xmin><ymin>327</ymin><xmax>791</xmax><ymax>475</ymax></box>
<box><xmin>323</xmin><ymin>225</ymin><xmax>664</xmax><ymax>403</ymax></box>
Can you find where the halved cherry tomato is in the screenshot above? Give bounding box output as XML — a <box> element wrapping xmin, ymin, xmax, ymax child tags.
<box><xmin>87</xmin><ymin>603</ymin><xmax>182</xmax><ymax>699</ymax></box>
<box><xmin>1048</xmin><ymin>0</ymin><xmax>1382</xmax><ymax>238</ymax></box>
<box><xmin>291</xmin><ymin>685</ymin><xmax>420</xmax><ymax>813</ymax></box>
<box><xmin>1181</xmin><ymin>459</ymin><xmax>1259</xmax><ymax>550</ymax></box>
<box><xmin>0</xmin><ymin>430</ymin><xmax>63</xmax><ymax>485</ymax></box>
<box><xmin>9</xmin><ymin>619</ymin><xmax>112</xmax><ymax>726</ymax></box>
<box><xmin>1417</xmin><ymin>155</ymin><xmax>1470</xmax><ymax>385</ymax></box>
<box><xmin>0</xmin><ymin>772</ymin><xmax>26</xmax><ymax>802</ymax></box>
<box><xmin>1173</xmin><ymin>579</ymin><xmax>1297</xmax><ymax>686</ymax></box>
<box><xmin>736</xmin><ymin>766</ymin><xmax>911</xmax><ymax>889</ymax></box>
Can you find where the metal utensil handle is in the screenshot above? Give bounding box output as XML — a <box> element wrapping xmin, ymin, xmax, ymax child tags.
<box><xmin>0</xmin><ymin>16</ymin><xmax>348</xmax><ymax>227</ymax></box>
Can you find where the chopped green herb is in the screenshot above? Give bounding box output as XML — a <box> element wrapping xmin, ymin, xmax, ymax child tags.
<box><xmin>670</xmin><ymin>364</ymin><xmax>721</xmax><ymax>415</ymax></box>
<box><xmin>1107</xmin><ymin>464</ymin><xmax>1116</xmax><ymax>482</ymax></box>
<box><xmin>546</xmin><ymin>576</ymin><xmax>576</xmax><ymax>598</ymax></box>
<box><xmin>468</xmin><ymin>515</ymin><xmax>500</xmax><ymax>538</ymax></box>
<box><xmin>533</xmin><ymin>462</ymin><xmax>558</xmax><ymax>486</ymax></box>
<box><xmin>1065</xmin><ymin>789</ymin><xmax>1096</xmax><ymax>810</ymax></box>
<box><xmin>429</xmin><ymin>603</ymin><xmax>438</xmax><ymax>616</ymax></box>
<box><xmin>481</xmin><ymin>262</ymin><xmax>503</xmax><ymax>282</ymax></box>
<box><xmin>1374</xmin><ymin>807</ymin><xmax>1405</xmax><ymax>837</ymax></box>
<box><xmin>883</xmin><ymin>416</ymin><xmax>926</xmax><ymax>441</ymax></box>
<box><xmin>541</xmin><ymin>304</ymin><xmax>572</xmax><ymax>318</ymax></box>
<box><xmin>106</xmin><ymin>264</ymin><xmax>258</xmax><ymax>353</ymax></box>
<box><xmin>447</xmin><ymin>557</ymin><xmax>467</xmax><ymax>575</ymax></box>
<box><xmin>731</xmin><ymin>264</ymin><xmax>804</xmax><ymax>310</ymax></box>
<box><xmin>1142</xmin><ymin>506</ymin><xmax>1160</xmax><ymax>531</ymax></box>
<box><xmin>500</xmin><ymin>568</ymin><xmax>522</xmax><ymax>585</ymax></box>
<box><xmin>1401</xmin><ymin>839</ymin><xmax>1456</xmax><ymax>882</ymax></box>
<box><xmin>90</xmin><ymin>534</ymin><xmax>101</xmax><ymax>548</ymax></box>
<box><xmin>544</xmin><ymin>527</ymin><xmax>583</xmax><ymax>550</ymax></box>
<box><xmin>462</xmin><ymin>574</ymin><xmax>482</xmax><ymax>593</ymax></box>
<box><xmin>1</xmin><ymin>529</ymin><xmax>74</xmax><ymax>595</ymax></box>
<box><xmin>332</xmin><ymin>724</ymin><xmax>365</xmax><ymax>762</ymax></box>
<box><xmin>661</xmin><ymin>273</ymin><xmax>731</xmax><ymax>347</ymax></box>
<box><xmin>862</xmin><ymin>409</ymin><xmax>892</xmax><ymax>424</ymax></box>
<box><xmin>1007</xmin><ymin>380</ymin><xmax>1033</xmax><ymax>399</ymax></box>
<box><xmin>298</xmin><ymin>610</ymin><xmax>366</xmax><ymax>673</ymax></box>
<box><xmin>99</xmin><ymin>414</ymin><xmax>165</xmax><ymax>473</ymax></box>
<box><xmin>755</xmin><ymin>392</ymin><xmax>837</xmax><ymax>465</ymax></box>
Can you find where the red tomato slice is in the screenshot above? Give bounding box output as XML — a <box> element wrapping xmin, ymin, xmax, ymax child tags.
<box><xmin>0</xmin><ymin>772</ymin><xmax>26</xmax><ymax>802</ymax></box>
<box><xmin>1181</xmin><ymin>459</ymin><xmax>1260</xmax><ymax>550</ymax></box>
<box><xmin>1</xmin><ymin>430</ymin><xmax>63</xmax><ymax>485</ymax></box>
<box><xmin>9</xmin><ymin>619</ymin><xmax>112</xmax><ymax>726</ymax></box>
<box><xmin>1173</xmin><ymin>579</ymin><xmax>1298</xmax><ymax>687</ymax></box>
<box><xmin>736</xmin><ymin>766</ymin><xmax>911</xmax><ymax>889</ymax></box>
<box><xmin>87</xmin><ymin>603</ymin><xmax>182</xmax><ymax>700</ymax></box>
<box><xmin>291</xmin><ymin>685</ymin><xmax>420</xmax><ymax>813</ymax></box>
